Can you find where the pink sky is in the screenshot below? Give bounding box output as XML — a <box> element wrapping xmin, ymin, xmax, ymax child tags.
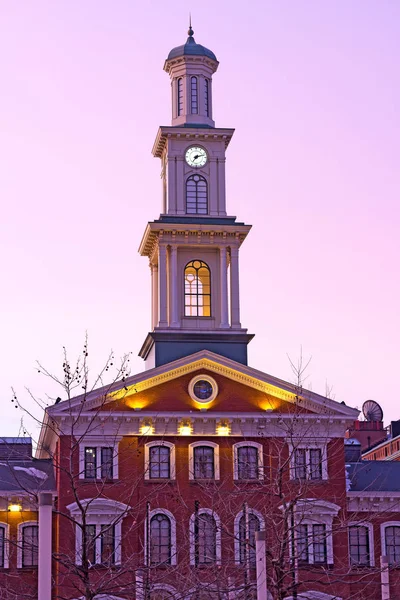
<box><xmin>0</xmin><ymin>1</ymin><xmax>399</xmax><ymax>439</ymax></box>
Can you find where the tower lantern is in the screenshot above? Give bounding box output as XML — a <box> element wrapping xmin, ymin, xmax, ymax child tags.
<box><xmin>164</xmin><ymin>25</ymin><xmax>218</xmax><ymax>128</ymax></box>
<box><xmin>139</xmin><ymin>27</ymin><xmax>254</xmax><ymax>369</ymax></box>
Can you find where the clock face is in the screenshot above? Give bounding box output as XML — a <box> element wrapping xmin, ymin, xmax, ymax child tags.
<box><xmin>185</xmin><ymin>146</ymin><xmax>208</xmax><ymax>168</ymax></box>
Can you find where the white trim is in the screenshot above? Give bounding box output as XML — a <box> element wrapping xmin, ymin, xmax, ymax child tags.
<box><xmin>144</xmin><ymin>508</ymin><xmax>177</xmax><ymax>566</ymax></box>
<box><xmin>348</xmin><ymin>521</ymin><xmax>375</xmax><ymax>567</ymax></box>
<box><xmin>288</xmin><ymin>440</ymin><xmax>329</xmax><ymax>481</ymax></box>
<box><xmin>189</xmin><ymin>508</ymin><xmax>221</xmax><ymax>565</ymax></box>
<box><xmin>150</xmin><ymin>583</ymin><xmax>178</xmax><ymax>598</ymax></box>
<box><xmin>233</xmin><ymin>441</ymin><xmax>264</xmax><ymax>480</ymax></box>
<box><xmin>17</xmin><ymin>520</ymin><xmax>38</xmax><ymax>568</ymax></box>
<box><xmin>188</xmin><ymin>374</ymin><xmax>218</xmax><ymax>404</ymax></box>
<box><xmin>78</xmin><ymin>436</ymin><xmax>121</xmax><ymax>480</ymax></box>
<box><xmin>144</xmin><ymin>441</ymin><xmax>176</xmax><ymax>480</ymax></box>
<box><xmin>380</xmin><ymin>520</ymin><xmax>400</xmax><ymax>565</ymax></box>
<box><xmin>0</xmin><ymin>523</ymin><xmax>10</xmax><ymax>569</ymax></box>
<box><xmin>67</xmin><ymin>498</ymin><xmax>130</xmax><ymax>566</ymax></box>
<box><xmin>234</xmin><ymin>508</ymin><xmax>265</xmax><ymax>564</ymax></box>
<box><xmin>285</xmin><ymin>593</ymin><xmax>343</xmax><ymax>600</ymax></box>
<box><xmin>189</xmin><ymin>441</ymin><xmax>220</xmax><ymax>480</ymax></box>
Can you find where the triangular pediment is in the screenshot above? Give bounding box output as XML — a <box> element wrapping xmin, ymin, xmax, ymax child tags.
<box><xmin>47</xmin><ymin>350</ymin><xmax>358</xmax><ymax>419</ymax></box>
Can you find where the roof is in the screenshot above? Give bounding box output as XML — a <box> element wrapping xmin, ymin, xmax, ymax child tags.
<box><xmin>167</xmin><ymin>27</ymin><xmax>217</xmax><ymax>62</ymax></box>
<box><xmin>347</xmin><ymin>461</ymin><xmax>400</xmax><ymax>492</ymax></box>
<box><xmin>0</xmin><ymin>458</ymin><xmax>55</xmax><ymax>494</ymax></box>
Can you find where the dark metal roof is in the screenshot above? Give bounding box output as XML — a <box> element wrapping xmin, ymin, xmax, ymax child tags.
<box><xmin>347</xmin><ymin>461</ymin><xmax>400</xmax><ymax>492</ymax></box>
<box><xmin>167</xmin><ymin>28</ymin><xmax>217</xmax><ymax>62</ymax></box>
<box><xmin>0</xmin><ymin>459</ymin><xmax>55</xmax><ymax>493</ymax></box>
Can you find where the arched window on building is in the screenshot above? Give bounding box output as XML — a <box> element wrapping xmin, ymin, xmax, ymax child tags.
<box><xmin>177</xmin><ymin>78</ymin><xmax>183</xmax><ymax>116</ymax></box>
<box><xmin>186</xmin><ymin>175</ymin><xmax>208</xmax><ymax>215</ymax></box>
<box><xmin>20</xmin><ymin>524</ymin><xmax>39</xmax><ymax>567</ymax></box>
<box><xmin>197</xmin><ymin>513</ymin><xmax>217</xmax><ymax>564</ymax></box>
<box><xmin>184</xmin><ymin>260</ymin><xmax>211</xmax><ymax>317</ymax></box>
<box><xmin>150</xmin><ymin>514</ymin><xmax>172</xmax><ymax>565</ymax></box>
<box><xmin>205</xmin><ymin>78</ymin><xmax>210</xmax><ymax>117</ymax></box>
<box><xmin>191</xmin><ymin>77</ymin><xmax>198</xmax><ymax>114</ymax></box>
<box><xmin>239</xmin><ymin>513</ymin><xmax>261</xmax><ymax>566</ymax></box>
<box><xmin>385</xmin><ymin>525</ymin><xmax>400</xmax><ymax>565</ymax></box>
<box><xmin>349</xmin><ymin>525</ymin><xmax>371</xmax><ymax>566</ymax></box>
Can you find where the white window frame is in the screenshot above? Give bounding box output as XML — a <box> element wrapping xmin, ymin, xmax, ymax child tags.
<box><xmin>0</xmin><ymin>523</ymin><xmax>10</xmax><ymax>569</ymax></box>
<box><xmin>380</xmin><ymin>521</ymin><xmax>400</xmax><ymax>565</ymax></box>
<box><xmin>79</xmin><ymin>436</ymin><xmax>121</xmax><ymax>480</ymax></box>
<box><xmin>17</xmin><ymin>521</ymin><xmax>38</xmax><ymax>569</ymax></box>
<box><xmin>234</xmin><ymin>508</ymin><xmax>265</xmax><ymax>564</ymax></box>
<box><xmin>284</xmin><ymin>499</ymin><xmax>340</xmax><ymax>565</ymax></box>
<box><xmin>144</xmin><ymin>441</ymin><xmax>176</xmax><ymax>480</ymax></box>
<box><xmin>150</xmin><ymin>584</ymin><xmax>178</xmax><ymax>599</ymax></box>
<box><xmin>144</xmin><ymin>508</ymin><xmax>177</xmax><ymax>566</ymax></box>
<box><xmin>189</xmin><ymin>441</ymin><xmax>220</xmax><ymax>481</ymax></box>
<box><xmin>233</xmin><ymin>441</ymin><xmax>264</xmax><ymax>481</ymax></box>
<box><xmin>288</xmin><ymin>441</ymin><xmax>328</xmax><ymax>481</ymax></box>
<box><xmin>189</xmin><ymin>508</ymin><xmax>221</xmax><ymax>566</ymax></box>
<box><xmin>348</xmin><ymin>521</ymin><xmax>375</xmax><ymax>567</ymax></box>
<box><xmin>284</xmin><ymin>593</ymin><xmax>343</xmax><ymax>600</ymax></box>
<box><xmin>67</xmin><ymin>498</ymin><xmax>129</xmax><ymax>566</ymax></box>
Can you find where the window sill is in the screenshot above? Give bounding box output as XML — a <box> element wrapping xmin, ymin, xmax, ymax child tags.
<box><xmin>144</xmin><ymin>479</ymin><xmax>175</xmax><ymax>484</ymax></box>
<box><xmin>79</xmin><ymin>478</ymin><xmax>119</xmax><ymax>483</ymax></box>
<box><xmin>234</xmin><ymin>478</ymin><xmax>264</xmax><ymax>484</ymax></box>
<box><xmin>189</xmin><ymin>479</ymin><xmax>219</xmax><ymax>484</ymax></box>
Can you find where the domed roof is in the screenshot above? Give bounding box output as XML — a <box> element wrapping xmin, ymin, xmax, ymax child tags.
<box><xmin>167</xmin><ymin>26</ymin><xmax>217</xmax><ymax>62</ymax></box>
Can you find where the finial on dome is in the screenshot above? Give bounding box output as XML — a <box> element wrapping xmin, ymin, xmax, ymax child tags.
<box><xmin>188</xmin><ymin>14</ymin><xmax>194</xmax><ymax>37</ymax></box>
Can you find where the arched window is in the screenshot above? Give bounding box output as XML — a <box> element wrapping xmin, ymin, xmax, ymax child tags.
<box><xmin>186</xmin><ymin>174</ymin><xmax>208</xmax><ymax>215</ymax></box>
<box><xmin>191</xmin><ymin>77</ymin><xmax>198</xmax><ymax>114</ymax></box>
<box><xmin>197</xmin><ymin>513</ymin><xmax>217</xmax><ymax>564</ymax></box>
<box><xmin>150</xmin><ymin>514</ymin><xmax>171</xmax><ymax>565</ymax></box>
<box><xmin>385</xmin><ymin>525</ymin><xmax>400</xmax><ymax>565</ymax></box>
<box><xmin>205</xmin><ymin>78</ymin><xmax>210</xmax><ymax>117</ymax></box>
<box><xmin>239</xmin><ymin>513</ymin><xmax>260</xmax><ymax>566</ymax></box>
<box><xmin>145</xmin><ymin>441</ymin><xmax>175</xmax><ymax>480</ymax></box>
<box><xmin>177</xmin><ymin>78</ymin><xmax>183</xmax><ymax>116</ymax></box>
<box><xmin>184</xmin><ymin>260</ymin><xmax>211</xmax><ymax>317</ymax></box>
<box><xmin>21</xmin><ymin>524</ymin><xmax>39</xmax><ymax>567</ymax></box>
<box><xmin>237</xmin><ymin>446</ymin><xmax>259</xmax><ymax>480</ymax></box>
<box><xmin>349</xmin><ymin>525</ymin><xmax>370</xmax><ymax>566</ymax></box>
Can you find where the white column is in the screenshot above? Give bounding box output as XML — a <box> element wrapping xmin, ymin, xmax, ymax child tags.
<box><xmin>38</xmin><ymin>492</ymin><xmax>52</xmax><ymax>600</ymax></box>
<box><xmin>381</xmin><ymin>555</ymin><xmax>390</xmax><ymax>600</ymax></box>
<box><xmin>158</xmin><ymin>243</ymin><xmax>168</xmax><ymax>327</ymax></box>
<box><xmin>255</xmin><ymin>531</ymin><xmax>267</xmax><ymax>600</ymax></box>
<box><xmin>170</xmin><ymin>245</ymin><xmax>179</xmax><ymax>327</ymax></box>
<box><xmin>230</xmin><ymin>246</ymin><xmax>241</xmax><ymax>328</ymax></box>
<box><xmin>220</xmin><ymin>247</ymin><xmax>229</xmax><ymax>328</ymax></box>
<box><xmin>176</xmin><ymin>158</ymin><xmax>185</xmax><ymax>215</ymax></box>
<box><xmin>217</xmin><ymin>158</ymin><xmax>227</xmax><ymax>216</ymax></box>
<box><xmin>151</xmin><ymin>263</ymin><xmax>158</xmax><ymax>330</ymax></box>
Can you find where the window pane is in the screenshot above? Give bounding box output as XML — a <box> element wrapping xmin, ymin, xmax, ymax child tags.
<box><xmin>309</xmin><ymin>449</ymin><xmax>323</xmax><ymax>480</ymax></box>
<box><xmin>349</xmin><ymin>526</ymin><xmax>370</xmax><ymax>566</ymax></box>
<box><xmin>101</xmin><ymin>447</ymin><xmax>113</xmax><ymax>479</ymax></box>
<box><xmin>84</xmin><ymin>447</ymin><xmax>97</xmax><ymax>479</ymax></box>
<box><xmin>191</xmin><ymin>77</ymin><xmax>198</xmax><ymax>114</ymax></box>
<box><xmin>177</xmin><ymin>78</ymin><xmax>183</xmax><ymax>116</ymax></box>
<box><xmin>150</xmin><ymin>515</ymin><xmax>171</xmax><ymax>565</ymax></box>
<box><xmin>237</xmin><ymin>447</ymin><xmax>258</xmax><ymax>479</ymax></box>
<box><xmin>84</xmin><ymin>524</ymin><xmax>96</xmax><ymax>565</ymax></box>
<box><xmin>0</xmin><ymin>528</ymin><xmax>4</xmax><ymax>568</ymax></box>
<box><xmin>149</xmin><ymin>446</ymin><xmax>170</xmax><ymax>479</ymax></box>
<box><xmin>197</xmin><ymin>514</ymin><xmax>216</xmax><ymax>564</ymax></box>
<box><xmin>294</xmin><ymin>449</ymin><xmax>306</xmax><ymax>480</ymax></box>
<box><xmin>100</xmin><ymin>524</ymin><xmax>115</xmax><ymax>566</ymax></box>
<box><xmin>239</xmin><ymin>514</ymin><xmax>260</xmax><ymax>566</ymax></box>
<box><xmin>312</xmin><ymin>524</ymin><xmax>327</xmax><ymax>563</ymax></box>
<box><xmin>194</xmin><ymin>447</ymin><xmax>214</xmax><ymax>479</ymax></box>
<box><xmin>184</xmin><ymin>260</ymin><xmax>211</xmax><ymax>317</ymax></box>
<box><xmin>386</xmin><ymin>526</ymin><xmax>400</xmax><ymax>565</ymax></box>
<box><xmin>186</xmin><ymin>176</ymin><xmax>208</xmax><ymax>216</ymax></box>
<box><xmin>297</xmin><ymin>524</ymin><xmax>309</xmax><ymax>563</ymax></box>
<box><xmin>205</xmin><ymin>79</ymin><xmax>209</xmax><ymax>117</ymax></box>
<box><xmin>22</xmin><ymin>525</ymin><xmax>39</xmax><ymax>567</ymax></box>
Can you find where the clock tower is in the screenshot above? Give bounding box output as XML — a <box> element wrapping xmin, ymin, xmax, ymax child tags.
<box><xmin>139</xmin><ymin>26</ymin><xmax>254</xmax><ymax>368</ymax></box>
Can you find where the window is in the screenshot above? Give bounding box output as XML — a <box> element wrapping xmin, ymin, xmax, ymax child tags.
<box><xmin>67</xmin><ymin>498</ymin><xmax>128</xmax><ymax>566</ymax></box>
<box><xmin>295</xmin><ymin>524</ymin><xmax>326</xmax><ymax>564</ymax></box>
<box><xmin>191</xmin><ymin>77</ymin><xmax>198</xmax><ymax>114</ymax></box>
<box><xmin>184</xmin><ymin>260</ymin><xmax>211</xmax><ymax>317</ymax></box>
<box><xmin>196</xmin><ymin>513</ymin><xmax>216</xmax><ymax>564</ymax></box>
<box><xmin>239</xmin><ymin>513</ymin><xmax>260</xmax><ymax>566</ymax></box>
<box><xmin>292</xmin><ymin>446</ymin><xmax>325</xmax><ymax>480</ymax></box>
<box><xmin>186</xmin><ymin>175</ymin><xmax>208</xmax><ymax>215</ymax></box>
<box><xmin>0</xmin><ymin>527</ymin><xmax>4</xmax><ymax>568</ymax></box>
<box><xmin>233</xmin><ymin>442</ymin><xmax>264</xmax><ymax>481</ymax></box>
<box><xmin>205</xmin><ymin>78</ymin><xmax>210</xmax><ymax>117</ymax></box>
<box><xmin>386</xmin><ymin>526</ymin><xmax>400</xmax><ymax>565</ymax></box>
<box><xmin>177</xmin><ymin>78</ymin><xmax>183</xmax><ymax>116</ymax></box>
<box><xmin>21</xmin><ymin>525</ymin><xmax>38</xmax><ymax>567</ymax></box>
<box><xmin>194</xmin><ymin>446</ymin><xmax>214</xmax><ymax>479</ymax></box>
<box><xmin>150</xmin><ymin>514</ymin><xmax>171</xmax><ymax>565</ymax></box>
<box><xmin>349</xmin><ymin>525</ymin><xmax>370</xmax><ymax>566</ymax></box>
<box><xmin>79</xmin><ymin>437</ymin><xmax>120</xmax><ymax>480</ymax></box>
<box><xmin>149</xmin><ymin>446</ymin><xmax>170</xmax><ymax>479</ymax></box>
<box><xmin>238</xmin><ymin>447</ymin><xmax>259</xmax><ymax>480</ymax></box>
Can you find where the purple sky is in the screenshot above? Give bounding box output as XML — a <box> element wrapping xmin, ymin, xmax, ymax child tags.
<box><xmin>1</xmin><ymin>1</ymin><xmax>399</xmax><ymax>439</ymax></box>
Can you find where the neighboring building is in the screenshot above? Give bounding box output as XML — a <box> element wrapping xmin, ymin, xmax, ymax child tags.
<box><xmin>3</xmin><ymin>26</ymin><xmax>400</xmax><ymax>600</ymax></box>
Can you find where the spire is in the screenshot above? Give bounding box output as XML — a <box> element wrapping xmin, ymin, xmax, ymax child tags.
<box><xmin>188</xmin><ymin>14</ymin><xmax>194</xmax><ymax>39</ymax></box>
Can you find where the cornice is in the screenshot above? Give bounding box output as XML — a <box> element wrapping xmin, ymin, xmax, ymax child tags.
<box><xmin>152</xmin><ymin>126</ymin><xmax>235</xmax><ymax>158</ymax></box>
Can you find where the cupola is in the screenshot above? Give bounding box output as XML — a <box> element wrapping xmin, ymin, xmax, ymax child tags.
<box><xmin>164</xmin><ymin>25</ymin><xmax>218</xmax><ymax>128</ymax></box>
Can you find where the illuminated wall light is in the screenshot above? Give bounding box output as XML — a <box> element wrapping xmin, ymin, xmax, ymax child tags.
<box><xmin>140</xmin><ymin>422</ymin><xmax>154</xmax><ymax>435</ymax></box>
<box><xmin>217</xmin><ymin>422</ymin><xmax>230</xmax><ymax>436</ymax></box>
<box><xmin>179</xmin><ymin>422</ymin><xmax>192</xmax><ymax>436</ymax></box>
<box><xmin>8</xmin><ymin>502</ymin><xmax>22</xmax><ymax>513</ymax></box>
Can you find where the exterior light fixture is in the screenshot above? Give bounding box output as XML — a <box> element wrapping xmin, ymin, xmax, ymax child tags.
<box><xmin>179</xmin><ymin>420</ymin><xmax>192</xmax><ymax>436</ymax></box>
<box><xmin>217</xmin><ymin>421</ymin><xmax>230</xmax><ymax>436</ymax></box>
<box><xmin>8</xmin><ymin>502</ymin><xmax>22</xmax><ymax>513</ymax></box>
<box><xmin>140</xmin><ymin>420</ymin><xmax>154</xmax><ymax>435</ymax></box>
